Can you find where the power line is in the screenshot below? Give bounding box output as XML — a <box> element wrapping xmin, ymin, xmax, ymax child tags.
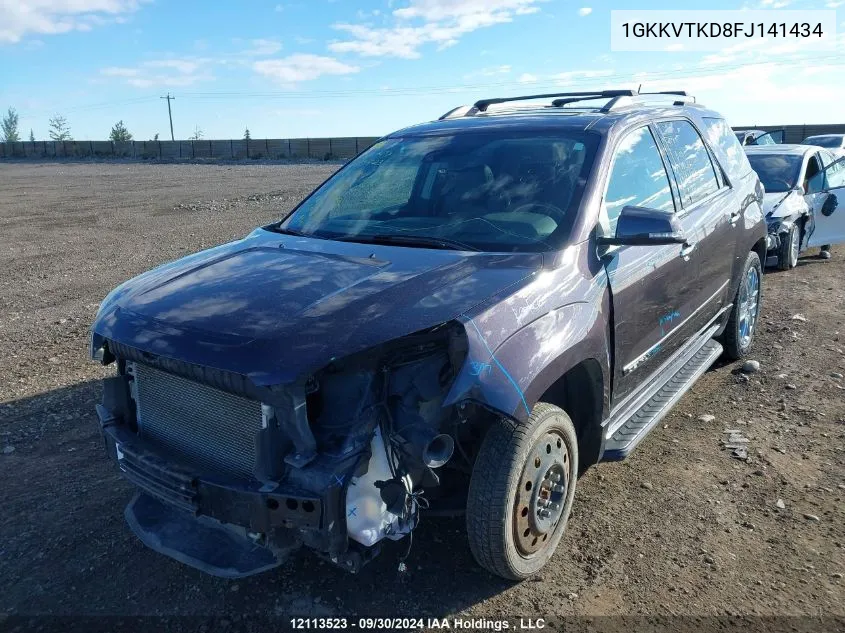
<box><xmin>13</xmin><ymin>51</ymin><xmax>845</xmax><ymax>120</ymax></box>
<box><xmin>175</xmin><ymin>53</ymin><xmax>845</xmax><ymax>101</ymax></box>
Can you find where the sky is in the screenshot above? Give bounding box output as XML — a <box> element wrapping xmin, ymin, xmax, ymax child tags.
<box><xmin>0</xmin><ymin>0</ymin><xmax>843</xmax><ymax>141</ymax></box>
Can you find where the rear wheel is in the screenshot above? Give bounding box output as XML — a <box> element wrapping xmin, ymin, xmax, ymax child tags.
<box><xmin>777</xmin><ymin>224</ymin><xmax>800</xmax><ymax>270</ymax></box>
<box><xmin>466</xmin><ymin>402</ymin><xmax>578</xmax><ymax>580</ymax></box>
<box><xmin>722</xmin><ymin>251</ymin><xmax>762</xmax><ymax>360</ymax></box>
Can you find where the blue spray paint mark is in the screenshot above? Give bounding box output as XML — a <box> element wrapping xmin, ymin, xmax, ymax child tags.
<box><xmin>332</xmin><ymin>474</ymin><xmax>346</xmax><ymax>487</ymax></box>
<box><xmin>347</xmin><ymin>507</ymin><xmax>357</xmax><ymax>518</ymax></box>
<box><xmin>470</xmin><ymin>361</ymin><xmax>492</xmax><ymax>377</ymax></box>
<box><xmin>659</xmin><ymin>310</ymin><xmax>681</xmax><ymax>335</ymax></box>
<box><xmin>467</xmin><ymin>318</ymin><xmax>531</xmax><ymax>416</ymax></box>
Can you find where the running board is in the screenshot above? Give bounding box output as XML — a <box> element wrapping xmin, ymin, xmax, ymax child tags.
<box><xmin>601</xmin><ymin>337</ymin><xmax>723</xmax><ymax>461</ymax></box>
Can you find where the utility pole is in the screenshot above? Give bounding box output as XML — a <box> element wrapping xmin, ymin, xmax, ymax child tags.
<box><xmin>161</xmin><ymin>93</ymin><xmax>175</xmax><ymax>140</ymax></box>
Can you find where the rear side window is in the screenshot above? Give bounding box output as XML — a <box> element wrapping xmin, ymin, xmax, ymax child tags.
<box><xmin>655</xmin><ymin>120</ymin><xmax>720</xmax><ymax>207</ymax></box>
<box><xmin>604</xmin><ymin>126</ymin><xmax>675</xmax><ymax>234</ymax></box>
<box><xmin>702</xmin><ymin>117</ymin><xmax>753</xmax><ymax>180</ymax></box>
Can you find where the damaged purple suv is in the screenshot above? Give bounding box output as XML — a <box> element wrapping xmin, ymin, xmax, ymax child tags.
<box><xmin>90</xmin><ymin>90</ymin><xmax>767</xmax><ymax>580</ymax></box>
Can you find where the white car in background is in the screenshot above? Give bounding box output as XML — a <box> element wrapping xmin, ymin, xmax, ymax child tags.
<box><xmin>746</xmin><ymin>145</ymin><xmax>845</xmax><ymax>269</ymax></box>
<box><xmin>735</xmin><ymin>129</ymin><xmax>784</xmax><ymax>146</ymax></box>
<box><xmin>801</xmin><ymin>134</ymin><xmax>845</xmax><ymax>159</ymax></box>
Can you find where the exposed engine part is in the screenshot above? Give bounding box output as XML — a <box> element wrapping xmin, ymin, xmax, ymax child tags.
<box><xmin>346</xmin><ymin>426</ymin><xmax>415</xmax><ymax>547</ymax></box>
<box><xmin>422</xmin><ymin>434</ymin><xmax>455</xmax><ymax>469</ymax></box>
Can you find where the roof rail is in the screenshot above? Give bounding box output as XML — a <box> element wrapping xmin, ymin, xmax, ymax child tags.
<box><xmin>439</xmin><ymin>89</ymin><xmax>698</xmax><ymax>121</ymax></box>
<box><xmin>640</xmin><ymin>90</ymin><xmax>689</xmax><ymax>97</ymax></box>
<box><xmin>473</xmin><ymin>90</ymin><xmax>636</xmax><ymax>112</ymax></box>
<box><xmin>438</xmin><ymin>105</ymin><xmax>474</xmax><ymax>120</ymax></box>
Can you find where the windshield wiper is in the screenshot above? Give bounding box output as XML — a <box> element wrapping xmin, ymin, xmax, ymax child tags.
<box><xmin>335</xmin><ymin>234</ymin><xmax>480</xmax><ymax>252</ymax></box>
<box><xmin>268</xmin><ymin>225</ymin><xmax>329</xmax><ymax>239</ymax></box>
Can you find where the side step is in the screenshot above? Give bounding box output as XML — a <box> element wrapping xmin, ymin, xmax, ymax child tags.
<box><xmin>602</xmin><ymin>338</ymin><xmax>723</xmax><ymax>461</ymax></box>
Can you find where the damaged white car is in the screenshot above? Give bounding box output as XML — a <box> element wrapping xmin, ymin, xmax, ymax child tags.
<box><xmin>746</xmin><ymin>145</ymin><xmax>845</xmax><ymax>269</ymax></box>
<box><xmin>802</xmin><ymin>134</ymin><xmax>845</xmax><ymax>160</ymax></box>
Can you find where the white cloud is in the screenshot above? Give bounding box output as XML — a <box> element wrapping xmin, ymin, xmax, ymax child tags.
<box><xmin>252</xmin><ymin>54</ymin><xmax>360</xmax><ymax>84</ymax></box>
<box><xmin>0</xmin><ymin>0</ymin><xmax>147</xmax><ymax>44</ymax></box>
<box><xmin>100</xmin><ymin>57</ymin><xmax>215</xmax><ymax>88</ymax></box>
<box><xmin>329</xmin><ymin>0</ymin><xmax>544</xmax><ymax>59</ymax></box>
<box><xmin>552</xmin><ymin>69</ymin><xmax>614</xmax><ymax>85</ymax></box>
<box><xmin>241</xmin><ymin>38</ymin><xmax>283</xmax><ymax>56</ymax></box>
<box><xmin>464</xmin><ymin>64</ymin><xmax>512</xmax><ymax>79</ymax></box>
<box><xmin>578</xmin><ymin>7</ymin><xmax>592</xmax><ymax>16</ymax></box>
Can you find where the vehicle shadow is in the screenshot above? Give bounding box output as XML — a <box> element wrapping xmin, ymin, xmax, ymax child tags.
<box><xmin>796</xmin><ymin>256</ymin><xmax>831</xmax><ymax>267</ymax></box>
<box><xmin>0</xmin><ymin>379</ymin><xmax>516</xmax><ymax>618</ymax></box>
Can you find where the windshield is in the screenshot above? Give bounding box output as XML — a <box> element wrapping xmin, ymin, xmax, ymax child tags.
<box><xmin>803</xmin><ymin>136</ymin><xmax>842</xmax><ymax>149</ymax></box>
<box><xmin>281</xmin><ymin>132</ymin><xmax>598</xmax><ymax>252</ymax></box>
<box><xmin>747</xmin><ymin>154</ymin><xmax>802</xmax><ymax>193</ymax></box>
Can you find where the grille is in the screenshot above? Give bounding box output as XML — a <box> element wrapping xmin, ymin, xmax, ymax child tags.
<box><xmin>132</xmin><ymin>363</ymin><xmax>263</xmax><ymax>480</ymax></box>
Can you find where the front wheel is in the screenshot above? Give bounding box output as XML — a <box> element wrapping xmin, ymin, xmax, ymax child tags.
<box><xmin>721</xmin><ymin>251</ymin><xmax>763</xmax><ymax>360</ymax></box>
<box><xmin>777</xmin><ymin>224</ymin><xmax>800</xmax><ymax>270</ymax></box>
<box><xmin>466</xmin><ymin>402</ymin><xmax>578</xmax><ymax>580</ymax></box>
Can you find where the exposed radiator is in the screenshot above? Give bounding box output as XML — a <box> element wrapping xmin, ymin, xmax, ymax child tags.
<box><xmin>131</xmin><ymin>363</ymin><xmax>263</xmax><ymax>480</ymax></box>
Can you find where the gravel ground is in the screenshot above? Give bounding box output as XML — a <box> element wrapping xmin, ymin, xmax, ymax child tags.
<box><xmin>0</xmin><ymin>162</ymin><xmax>843</xmax><ymax>625</ymax></box>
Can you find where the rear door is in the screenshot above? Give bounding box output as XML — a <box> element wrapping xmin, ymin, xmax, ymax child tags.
<box><xmin>653</xmin><ymin>119</ymin><xmax>736</xmax><ymax>330</ymax></box>
<box><xmin>600</xmin><ymin>125</ymin><xmax>700</xmax><ymax>404</ymax></box>
<box><xmin>806</xmin><ymin>155</ymin><xmax>845</xmax><ymax>248</ymax></box>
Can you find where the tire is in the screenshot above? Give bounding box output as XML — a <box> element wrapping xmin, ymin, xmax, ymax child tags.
<box><xmin>721</xmin><ymin>251</ymin><xmax>763</xmax><ymax>360</ymax></box>
<box><xmin>777</xmin><ymin>224</ymin><xmax>799</xmax><ymax>270</ymax></box>
<box><xmin>466</xmin><ymin>402</ymin><xmax>578</xmax><ymax>580</ymax></box>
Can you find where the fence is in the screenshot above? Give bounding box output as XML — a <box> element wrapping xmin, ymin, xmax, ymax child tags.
<box><xmin>2</xmin><ymin>125</ymin><xmax>845</xmax><ymax>161</ymax></box>
<box><xmin>0</xmin><ymin>137</ymin><xmax>381</xmax><ymax>161</ymax></box>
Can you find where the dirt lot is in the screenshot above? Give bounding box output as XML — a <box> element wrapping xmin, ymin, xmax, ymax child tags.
<box><xmin>1</xmin><ymin>162</ymin><xmax>843</xmax><ymax>625</ymax></box>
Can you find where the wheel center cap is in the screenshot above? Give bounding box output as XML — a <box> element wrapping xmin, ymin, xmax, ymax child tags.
<box><xmin>529</xmin><ymin>463</ymin><xmax>567</xmax><ymax>533</ymax></box>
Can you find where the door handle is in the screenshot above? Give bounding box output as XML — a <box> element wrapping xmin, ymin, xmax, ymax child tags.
<box><xmin>680</xmin><ymin>241</ymin><xmax>697</xmax><ymax>260</ymax></box>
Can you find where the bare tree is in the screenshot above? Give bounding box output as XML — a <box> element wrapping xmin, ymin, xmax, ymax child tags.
<box><xmin>48</xmin><ymin>115</ymin><xmax>72</xmax><ymax>141</ymax></box>
<box><xmin>188</xmin><ymin>125</ymin><xmax>203</xmax><ymax>140</ymax></box>
<box><xmin>109</xmin><ymin>120</ymin><xmax>133</xmax><ymax>142</ymax></box>
<box><xmin>1</xmin><ymin>107</ymin><xmax>20</xmax><ymax>142</ymax></box>
<box><xmin>29</xmin><ymin>129</ymin><xmax>35</xmax><ymax>142</ymax></box>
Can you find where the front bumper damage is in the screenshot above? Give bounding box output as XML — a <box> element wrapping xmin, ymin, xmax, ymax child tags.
<box><xmin>764</xmin><ymin>216</ymin><xmax>803</xmax><ymax>268</ymax></box>
<box><xmin>95</xmin><ymin>374</ymin><xmax>369</xmax><ymax>578</ymax></box>
<box><xmin>92</xmin><ymin>321</ymin><xmax>469</xmax><ymax>577</ymax></box>
<box><xmin>765</xmin><ymin>230</ymin><xmax>780</xmax><ymax>267</ymax></box>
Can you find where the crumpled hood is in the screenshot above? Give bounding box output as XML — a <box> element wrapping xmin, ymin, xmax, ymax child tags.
<box><xmin>93</xmin><ymin>228</ymin><xmax>541</xmax><ymax>385</ymax></box>
<box><xmin>764</xmin><ymin>190</ymin><xmax>807</xmax><ymax>220</ymax></box>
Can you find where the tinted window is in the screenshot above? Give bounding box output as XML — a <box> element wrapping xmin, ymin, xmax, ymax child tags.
<box><xmin>746</xmin><ymin>154</ymin><xmax>802</xmax><ymax>193</ymax></box>
<box><xmin>753</xmin><ymin>133</ymin><xmax>777</xmax><ymax>146</ymax></box>
<box><xmin>809</xmin><ymin>155</ymin><xmax>845</xmax><ymax>191</ymax></box>
<box><xmin>803</xmin><ymin>135</ymin><xmax>843</xmax><ymax>149</ymax></box>
<box><xmin>283</xmin><ymin>133</ymin><xmax>598</xmax><ymax>252</ymax></box>
<box><xmin>656</xmin><ymin>120</ymin><xmax>720</xmax><ymax>207</ymax></box>
<box><xmin>703</xmin><ymin>118</ymin><xmax>752</xmax><ymax>179</ymax></box>
<box><xmin>604</xmin><ymin>126</ymin><xmax>675</xmax><ymax>233</ymax></box>
<box><xmin>804</xmin><ymin>155</ymin><xmax>823</xmax><ymax>193</ymax></box>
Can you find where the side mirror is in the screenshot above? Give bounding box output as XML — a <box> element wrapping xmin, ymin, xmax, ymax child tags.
<box><xmin>598</xmin><ymin>205</ymin><xmax>686</xmax><ymax>247</ymax></box>
<box><xmin>821</xmin><ymin>193</ymin><xmax>838</xmax><ymax>217</ymax></box>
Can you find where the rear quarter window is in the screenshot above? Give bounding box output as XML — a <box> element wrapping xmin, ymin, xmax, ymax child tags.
<box><xmin>701</xmin><ymin>117</ymin><xmax>754</xmax><ymax>180</ymax></box>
